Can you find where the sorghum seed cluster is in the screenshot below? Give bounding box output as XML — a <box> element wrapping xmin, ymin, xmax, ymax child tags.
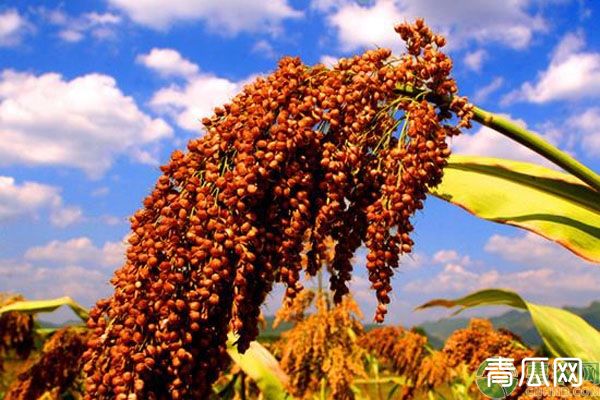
<box><xmin>5</xmin><ymin>327</ymin><xmax>89</xmax><ymax>400</ymax></box>
<box><xmin>0</xmin><ymin>295</ymin><xmax>34</xmax><ymax>373</ymax></box>
<box><xmin>83</xmin><ymin>20</ymin><xmax>473</xmax><ymax>399</ymax></box>
<box><xmin>272</xmin><ymin>287</ymin><xmax>315</xmax><ymax>328</ymax></box>
<box><xmin>276</xmin><ymin>294</ymin><xmax>365</xmax><ymax>399</ymax></box>
<box><xmin>442</xmin><ymin>318</ymin><xmax>533</xmax><ymax>371</ymax></box>
<box><xmin>359</xmin><ymin>320</ymin><xmax>535</xmax><ymax>399</ymax></box>
<box><xmin>358</xmin><ymin>326</ymin><xmax>427</xmax><ymax>379</ymax></box>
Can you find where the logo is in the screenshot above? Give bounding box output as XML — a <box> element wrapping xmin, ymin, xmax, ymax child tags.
<box><xmin>476</xmin><ymin>357</ymin><xmax>518</xmax><ymax>399</ymax></box>
<box><xmin>477</xmin><ymin>357</ymin><xmax>600</xmax><ymax>399</ymax></box>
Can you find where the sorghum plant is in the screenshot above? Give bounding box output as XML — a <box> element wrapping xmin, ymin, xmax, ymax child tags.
<box><xmin>5</xmin><ymin>327</ymin><xmax>89</xmax><ymax>400</ymax></box>
<box><xmin>276</xmin><ymin>294</ymin><xmax>365</xmax><ymax>399</ymax></box>
<box><xmin>0</xmin><ymin>295</ymin><xmax>34</xmax><ymax>374</ymax></box>
<box><xmin>83</xmin><ymin>19</ymin><xmax>473</xmax><ymax>398</ymax></box>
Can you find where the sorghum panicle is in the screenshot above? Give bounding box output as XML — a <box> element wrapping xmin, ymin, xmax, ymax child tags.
<box><xmin>83</xmin><ymin>19</ymin><xmax>473</xmax><ymax>398</ymax></box>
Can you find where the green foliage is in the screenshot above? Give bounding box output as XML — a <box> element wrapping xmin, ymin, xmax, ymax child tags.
<box><xmin>433</xmin><ymin>155</ymin><xmax>600</xmax><ymax>262</ymax></box>
<box><xmin>419</xmin><ymin>288</ymin><xmax>600</xmax><ymax>361</ymax></box>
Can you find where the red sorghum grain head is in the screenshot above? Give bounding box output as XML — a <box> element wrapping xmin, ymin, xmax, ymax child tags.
<box><xmin>442</xmin><ymin>318</ymin><xmax>533</xmax><ymax>371</ymax></box>
<box><xmin>0</xmin><ymin>294</ymin><xmax>35</xmax><ymax>373</ymax></box>
<box><xmin>276</xmin><ymin>294</ymin><xmax>365</xmax><ymax>399</ymax></box>
<box><xmin>358</xmin><ymin>326</ymin><xmax>428</xmax><ymax>380</ymax></box>
<box><xmin>83</xmin><ymin>19</ymin><xmax>473</xmax><ymax>398</ymax></box>
<box><xmin>4</xmin><ymin>327</ymin><xmax>89</xmax><ymax>400</ymax></box>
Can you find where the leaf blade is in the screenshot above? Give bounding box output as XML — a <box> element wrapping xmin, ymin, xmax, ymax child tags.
<box><xmin>418</xmin><ymin>289</ymin><xmax>600</xmax><ymax>361</ymax></box>
<box><xmin>226</xmin><ymin>333</ymin><xmax>290</xmax><ymax>400</ymax></box>
<box><xmin>433</xmin><ymin>155</ymin><xmax>600</xmax><ymax>262</ymax></box>
<box><xmin>0</xmin><ymin>296</ymin><xmax>89</xmax><ymax>321</ymax></box>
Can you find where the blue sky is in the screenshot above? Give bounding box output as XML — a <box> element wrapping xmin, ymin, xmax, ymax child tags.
<box><xmin>0</xmin><ymin>0</ymin><xmax>599</xmax><ymax>325</ymax></box>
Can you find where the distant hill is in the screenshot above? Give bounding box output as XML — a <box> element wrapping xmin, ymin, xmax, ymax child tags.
<box><xmin>418</xmin><ymin>301</ymin><xmax>600</xmax><ymax>349</ymax></box>
<box><xmin>258</xmin><ymin>301</ymin><xmax>600</xmax><ymax>348</ymax></box>
<box><xmin>36</xmin><ymin>319</ymin><xmax>85</xmax><ymax>329</ymax></box>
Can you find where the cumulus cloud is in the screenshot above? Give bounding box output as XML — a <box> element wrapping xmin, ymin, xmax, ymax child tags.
<box><xmin>251</xmin><ymin>40</ymin><xmax>277</xmax><ymax>59</ymax></box>
<box><xmin>34</xmin><ymin>7</ymin><xmax>122</xmax><ymax>42</ymax></box>
<box><xmin>326</xmin><ymin>0</ymin><xmax>405</xmax><ymax>52</ymax></box>
<box><xmin>49</xmin><ymin>206</ymin><xmax>84</xmax><ymax>228</ymax></box>
<box><xmin>319</xmin><ymin>54</ymin><xmax>338</xmax><ymax>67</ymax></box>
<box><xmin>108</xmin><ymin>0</ymin><xmax>302</xmax><ymax>34</ymax></box>
<box><xmin>57</xmin><ymin>11</ymin><xmax>122</xmax><ymax>42</ymax></box>
<box><xmin>463</xmin><ymin>49</ymin><xmax>487</xmax><ymax>72</ymax></box>
<box><xmin>0</xmin><ymin>9</ymin><xmax>30</xmax><ymax>46</ymax></box>
<box><xmin>432</xmin><ymin>249</ymin><xmax>472</xmax><ymax>265</ymax></box>
<box><xmin>567</xmin><ymin>107</ymin><xmax>600</xmax><ymax>157</ymax></box>
<box><xmin>503</xmin><ymin>32</ymin><xmax>600</xmax><ymax>103</ymax></box>
<box><xmin>136</xmin><ymin>48</ymin><xmax>200</xmax><ymax>79</ymax></box>
<box><xmin>451</xmin><ymin>114</ymin><xmax>556</xmax><ymax>166</ymax></box>
<box><xmin>0</xmin><ymin>70</ymin><xmax>173</xmax><ymax>177</ymax></box>
<box><xmin>150</xmin><ymin>74</ymin><xmax>241</xmax><ymax>131</ymax></box>
<box><xmin>25</xmin><ymin>236</ymin><xmax>125</xmax><ymax>269</ymax></box>
<box><xmin>404</xmin><ymin>234</ymin><xmax>600</xmax><ymax>309</ymax></box>
<box><xmin>0</xmin><ymin>260</ymin><xmax>111</xmax><ymax>309</ymax></box>
<box><xmin>319</xmin><ymin>0</ymin><xmax>547</xmax><ymax>53</ymax></box>
<box><xmin>472</xmin><ymin>76</ymin><xmax>504</xmax><ymax>102</ymax></box>
<box><xmin>140</xmin><ymin>48</ymin><xmax>244</xmax><ymax>131</ymax></box>
<box><xmin>0</xmin><ymin>176</ymin><xmax>82</xmax><ymax>227</ymax></box>
<box><xmin>0</xmin><ymin>237</ymin><xmax>126</xmax><ymax>312</ymax></box>
<box><xmin>485</xmin><ymin>232</ymin><xmax>594</xmax><ymax>269</ymax></box>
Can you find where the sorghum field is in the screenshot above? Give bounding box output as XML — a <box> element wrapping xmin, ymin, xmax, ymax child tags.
<box><xmin>1</xmin><ymin>10</ymin><xmax>599</xmax><ymax>400</ymax></box>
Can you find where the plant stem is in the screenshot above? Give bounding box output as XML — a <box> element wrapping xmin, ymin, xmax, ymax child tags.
<box><xmin>394</xmin><ymin>84</ymin><xmax>600</xmax><ymax>192</ymax></box>
<box><xmin>471</xmin><ymin>106</ymin><xmax>600</xmax><ymax>193</ymax></box>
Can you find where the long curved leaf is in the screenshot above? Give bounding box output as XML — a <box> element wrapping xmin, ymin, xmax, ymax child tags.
<box><xmin>418</xmin><ymin>289</ymin><xmax>600</xmax><ymax>361</ymax></box>
<box><xmin>433</xmin><ymin>155</ymin><xmax>600</xmax><ymax>262</ymax></box>
<box><xmin>227</xmin><ymin>333</ymin><xmax>290</xmax><ymax>399</ymax></box>
<box><xmin>0</xmin><ymin>296</ymin><xmax>89</xmax><ymax>322</ymax></box>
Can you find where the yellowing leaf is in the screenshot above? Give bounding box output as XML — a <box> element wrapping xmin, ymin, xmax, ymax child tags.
<box><xmin>227</xmin><ymin>333</ymin><xmax>290</xmax><ymax>399</ymax></box>
<box><xmin>433</xmin><ymin>156</ymin><xmax>600</xmax><ymax>262</ymax></box>
<box><xmin>0</xmin><ymin>296</ymin><xmax>89</xmax><ymax>322</ymax></box>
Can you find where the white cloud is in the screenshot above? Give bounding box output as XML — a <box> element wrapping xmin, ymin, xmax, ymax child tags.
<box><xmin>321</xmin><ymin>0</ymin><xmax>547</xmax><ymax>53</ymax></box>
<box><xmin>108</xmin><ymin>0</ymin><xmax>302</xmax><ymax>34</ymax></box>
<box><xmin>327</xmin><ymin>0</ymin><xmax>405</xmax><ymax>52</ymax></box>
<box><xmin>451</xmin><ymin>114</ymin><xmax>556</xmax><ymax>166</ymax></box>
<box><xmin>319</xmin><ymin>54</ymin><xmax>338</xmax><ymax>67</ymax></box>
<box><xmin>404</xmin><ymin>237</ymin><xmax>600</xmax><ymax>307</ymax></box>
<box><xmin>567</xmin><ymin>107</ymin><xmax>600</xmax><ymax>157</ymax></box>
<box><xmin>138</xmin><ymin>48</ymin><xmax>245</xmax><ymax>132</ymax></box>
<box><xmin>432</xmin><ymin>249</ymin><xmax>471</xmax><ymax>265</ymax></box>
<box><xmin>58</xmin><ymin>29</ymin><xmax>84</xmax><ymax>42</ymax></box>
<box><xmin>0</xmin><ymin>70</ymin><xmax>173</xmax><ymax>177</ymax></box>
<box><xmin>99</xmin><ymin>215</ymin><xmax>123</xmax><ymax>226</ymax></box>
<box><xmin>251</xmin><ymin>40</ymin><xmax>276</xmax><ymax>59</ymax></box>
<box><xmin>0</xmin><ymin>176</ymin><xmax>81</xmax><ymax>227</ymax></box>
<box><xmin>91</xmin><ymin>186</ymin><xmax>110</xmax><ymax>197</ymax></box>
<box><xmin>463</xmin><ymin>49</ymin><xmax>487</xmax><ymax>72</ymax></box>
<box><xmin>49</xmin><ymin>206</ymin><xmax>83</xmax><ymax>228</ymax></box>
<box><xmin>473</xmin><ymin>76</ymin><xmax>503</xmax><ymax>102</ymax></box>
<box><xmin>137</xmin><ymin>48</ymin><xmax>199</xmax><ymax>79</ymax></box>
<box><xmin>149</xmin><ymin>73</ymin><xmax>242</xmax><ymax>132</ymax></box>
<box><xmin>39</xmin><ymin>8</ymin><xmax>122</xmax><ymax>43</ymax></box>
<box><xmin>481</xmin><ymin>232</ymin><xmax>600</xmax><ymax>301</ymax></box>
<box><xmin>485</xmin><ymin>232</ymin><xmax>593</xmax><ymax>269</ymax></box>
<box><xmin>25</xmin><ymin>236</ymin><xmax>125</xmax><ymax>269</ymax></box>
<box><xmin>0</xmin><ymin>260</ymin><xmax>111</xmax><ymax>309</ymax></box>
<box><xmin>504</xmin><ymin>32</ymin><xmax>600</xmax><ymax>103</ymax></box>
<box><xmin>0</xmin><ymin>9</ymin><xmax>30</xmax><ymax>47</ymax></box>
